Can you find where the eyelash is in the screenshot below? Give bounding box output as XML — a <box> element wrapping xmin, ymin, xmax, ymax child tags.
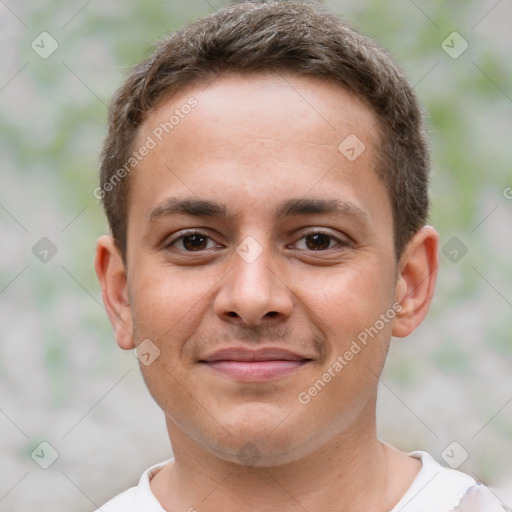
<box><xmin>165</xmin><ymin>229</ymin><xmax>350</xmax><ymax>252</ymax></box>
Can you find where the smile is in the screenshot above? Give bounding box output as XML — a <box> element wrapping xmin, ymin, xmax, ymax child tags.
<box><xmin>200</xmin><ymin>347</ymin><xmax>312</xmax><ymax>382</ymax></box>
<box><xmin>202</xmin><ymin>360</ymin><xmax>310</xmax><ymax>381</ymax></box>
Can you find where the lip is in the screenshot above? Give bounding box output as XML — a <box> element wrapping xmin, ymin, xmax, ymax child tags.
<box><xmin>202</xmin><ymin>347</ymin><xmax>309</xmax><ymax>362</ymax></box>
<box><xmin>199</xmin><ymin>347</ymin><xmax>312</xmax><ymax>382</ymax></box>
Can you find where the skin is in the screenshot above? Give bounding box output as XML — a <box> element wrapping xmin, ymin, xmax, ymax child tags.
<box><xmin>95</xmin><ymin>73</ymin><xmax>439</xmax><ymax>511</ymax></box>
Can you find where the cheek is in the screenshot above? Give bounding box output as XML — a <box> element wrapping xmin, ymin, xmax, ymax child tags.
<box><xmin>298</xmin><ymin>262</ymin><xmax>395</xmax><ymax>333</ymax></box>
<box><xmin>129</xmin><ymin>268</ymin><xmax>207</xmax><ymax>418</ymax></box>
<box><xmin>296</xmin><ymin>261</ymin><xmax>396</xmax><ymax>385</ymax></box>
<box><xmin>129</xmin><ymin>265</ymin><xmax>215</xmax><ymax>339</ymax></box>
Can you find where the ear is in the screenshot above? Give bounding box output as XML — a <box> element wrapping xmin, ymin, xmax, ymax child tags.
<box><xmin>392</xmin><ymin>226</ymin><xmax>439</xmax><ymax>338</ymax></box>
<box><xmin>94</xmin><ymin>234</ymin><xmax>134</xmax><ymax>350</ymax></box>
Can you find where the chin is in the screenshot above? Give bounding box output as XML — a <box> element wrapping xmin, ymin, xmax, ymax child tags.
<box><xmin>200</xmin><ymin>413</ymin><xmax>321</xmax><ymax>468</ymax></box>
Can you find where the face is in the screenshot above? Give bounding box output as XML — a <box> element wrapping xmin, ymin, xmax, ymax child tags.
<box><xmin>104</xmin><ymin>73</ymin><xmax>405</xmax><ymax>466</ymax></box>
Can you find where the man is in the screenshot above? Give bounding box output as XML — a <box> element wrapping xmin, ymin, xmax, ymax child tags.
<box><xmin>93</xmin><ymin>2</ymin><xmax>502</xmax><ymax>510</ymax></box>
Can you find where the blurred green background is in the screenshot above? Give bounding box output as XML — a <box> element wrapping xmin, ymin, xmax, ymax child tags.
<box><xmin>1</xmin><ymin>0</ymin><xmax>511</xmax><ymax>510</ymax></box>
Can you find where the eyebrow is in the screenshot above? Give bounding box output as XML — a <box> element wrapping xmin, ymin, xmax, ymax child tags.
<box><xmin>149</xmin><ymin>197</ymin><xmax>231</xmax><ymax>220</ymax></box>
<box><xmin>149</xmin><ymin>197</ymin><xmax>370</xmax><ymax>224</ymax></box>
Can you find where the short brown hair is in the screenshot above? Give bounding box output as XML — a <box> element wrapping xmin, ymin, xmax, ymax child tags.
<box><xmin>99</xmin><ymin>0</ymin><xmax>430</xmax><ymax>260</ymax></box>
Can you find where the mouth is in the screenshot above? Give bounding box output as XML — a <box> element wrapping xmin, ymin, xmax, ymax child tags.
<box><xmin>199</xmin><ymin>347</ymin><xmax>313</xmax><ymax>382</ymax></box>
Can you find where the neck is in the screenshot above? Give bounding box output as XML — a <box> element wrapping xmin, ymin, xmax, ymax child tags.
<box><xmin>150</xmin><ymin>410</ymin><xmax>417</xmax><ymax>511</ymax></box>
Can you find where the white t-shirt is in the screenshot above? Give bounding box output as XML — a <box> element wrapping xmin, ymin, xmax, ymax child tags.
<box><xmin>94</xmin><ymin>451</ymin><xmax>503</xmax><ymax>511</ymax></box>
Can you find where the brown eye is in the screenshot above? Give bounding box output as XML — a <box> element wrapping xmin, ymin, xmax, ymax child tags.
<box><xmin>304</xmin><ymin>232</ymin><xmax>332</xmax><ymax>250</ymax></box>
<box><xmin>182</xmin><ymin>234</ymin><xmax>208</xmax><ymax>251</ymax></box>
<box><xmin>294</xmin><ymin>230</ymin><xmax>349</xmax><ymax>251</ymax></box>
<box><xmin>167</xmin><ymin>230</ymin><xmax>219</xmax><ymax>251</ymax></box>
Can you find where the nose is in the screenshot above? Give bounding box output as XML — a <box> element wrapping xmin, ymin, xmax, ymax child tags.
<box><xmin>214</xmin><ymin>240</ymin><xmax>293</xmax><ymax>327</ymax></box>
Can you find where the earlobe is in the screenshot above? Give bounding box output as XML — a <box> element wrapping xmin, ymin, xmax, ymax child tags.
<box><xmin>392</xmin><ymin>226</ymin><xmax>439</xmax><ymax>338</ymax></box>
<box><xmin>94</xmin><ymin>234</ymin><xmax>135</xmax><ymax>350</ymax></box>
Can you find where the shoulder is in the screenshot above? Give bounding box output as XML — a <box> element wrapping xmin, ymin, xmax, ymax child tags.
<box><xmin>453</xmin><ymin>483</ymin><xmax>505</xmax><ymax>511</ymax></box>
<box><xmin>93</xmin><ymin>458</ymin><xmax>173</xmax><ymax>512</ymax></box>
<box><xmin>391</xmin><ymin>451</ymin><xmax>503</xmax><ymax>512</ymax></box>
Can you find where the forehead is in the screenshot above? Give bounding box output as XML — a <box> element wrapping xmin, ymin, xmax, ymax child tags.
<box><xmin>139</xmin><ymin>72</ymin><xmax>379</xmax><ymax>156</ymax></box>
<box><xmin>128</xmin><ymin>72</ymin><xmax>390</xmax><ymax>233</ymax></box>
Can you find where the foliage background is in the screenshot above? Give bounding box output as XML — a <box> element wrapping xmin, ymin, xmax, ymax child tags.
<box><xmin>0</xmin><ymin>0</ymin><xmax>510</xmax><ymax>510</ymax></box>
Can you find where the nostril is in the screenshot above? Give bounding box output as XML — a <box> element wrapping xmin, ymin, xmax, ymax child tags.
<box><xmin>266</xmin><ymin>311</ymin><xmax>279</xmax><ymax>318</ymax></box>
<box><xmin>228</xmin><ymin>311</ymin><xmax>238</xmax><ymax>317</ymax></box>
